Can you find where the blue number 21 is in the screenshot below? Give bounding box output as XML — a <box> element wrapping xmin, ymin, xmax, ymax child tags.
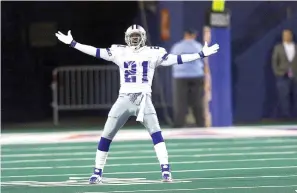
<box><xmin>124</xmin><ymin>61</ymin><xmax>148</xmax><ymax>83</ymax></box>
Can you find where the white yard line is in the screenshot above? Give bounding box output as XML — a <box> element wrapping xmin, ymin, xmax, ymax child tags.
<box><xmin>2</xmin><ymin>165</ymin><xmax>297</xmax><ymax>179</ymax></box>
<box><xmin>2</xmin><ymin>151</ymin><xmax>297</xmax><ymax>164</ymax></box>
<box><xmin>2</xmin><ymin>138</ymin><xmax>297</xmax><ymax>152</ymax></box>
<box><xmin>2</xmin><ymin>157</ymin><xmax>297</xmax><ymax>171</ymax></box>
<box><xmin>82</xmin><ymin>184</ymin><xmax>297</xmax><ymax>193</ymax></box>
<box><xmin>2</xmin><ymin>145</ymin><xmax>297</xmax><ymax>158</ymax></box>
<box><xmin>2</xmin><ymin>175</ymin><xmax>297</xmax><ymax>187</ymax></box>
<box><xmin>70</xmin><ymin>174</ymin><xmax>297</xmax><ymax>181</ymax></box>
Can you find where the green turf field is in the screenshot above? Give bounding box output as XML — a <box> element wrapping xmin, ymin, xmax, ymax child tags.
<box><xmin>1</xmin><ymin>137</ymin><xmax>297</xmax><ymax>193</ymax></box>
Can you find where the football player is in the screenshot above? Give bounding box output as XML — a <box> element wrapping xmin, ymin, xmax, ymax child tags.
<box><xmin>55</xmin><ymin>24</ymin><xmax>219</xmax><ymax>184</ymax></box>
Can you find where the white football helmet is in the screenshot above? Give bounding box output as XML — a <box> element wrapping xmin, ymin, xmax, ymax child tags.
<box><xmin>125</xmin><ymin>24</ymin><xmax>147</xmax><ymax>50</ymax></box>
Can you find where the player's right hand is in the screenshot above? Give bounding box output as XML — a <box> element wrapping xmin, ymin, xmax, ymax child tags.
<box><xmin>55</xmin><ymin>30</ymin><xmax>73</xmax><ymax>44</ymax></box>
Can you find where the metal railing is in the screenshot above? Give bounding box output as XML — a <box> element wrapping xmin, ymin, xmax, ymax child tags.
<box><xmin>51</xmin><ymin>65</ymin><xmax>172</xmax><ymax>125</ymax></box>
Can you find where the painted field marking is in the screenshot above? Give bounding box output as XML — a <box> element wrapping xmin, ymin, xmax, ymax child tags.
<box><xmin>69</xmin><ymin>174</ymin><xmax>297</xmax><ymax>181</ymax></box>
<box><xmin>3</xmin><ymin>145</ymin><xmax>297</xmax><ymax>158</ymax></box>
<box><xmin>81</xmin><ymin>184</ymin><xmax>297</xmax><ymax>193</ymax></box>
<box><xmin>2</xmin><ymin>174</ymin><xmax>297</xmax><ymax>187</ymax></box>
<box><xmin>1</xmin><ymin>177</ymin><xmax>191</xmax><ymax>187</ymax></box>
<box><xmin>2</xmin><ymin>151</ymin><xmax>297</xmax><ymax>164</ymax></box>
<box><xmin>2</xmin><ymin>165</ymin><xmax>297</xmax><ymax>179</ymax></box>
<box><xmin>2</xmin><ymin>138</ymin><xmax>297</xmax><ymax>152</ymax></box>
<box><xmin>2</xmin><ymin>157</ymin><xmax>297</xmax><ymax>171</ymax></box>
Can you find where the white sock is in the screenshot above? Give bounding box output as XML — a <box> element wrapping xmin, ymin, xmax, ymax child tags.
<box><xmin>154</xmin><ymin>142</ymin><xmax>169</xmax><ymax>165</ymax></box>
<box><xmin>95</xmin><ymin>150</ymin><xmax>108</xmax><ymax>169</ymax></box>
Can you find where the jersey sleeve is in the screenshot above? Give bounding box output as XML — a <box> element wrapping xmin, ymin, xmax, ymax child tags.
<box><xmin>157</xmin><ymin>46</ymin><xmax>202</xmax><ymax>66</ymax></box>
<box><xmin>95</xmin><ymin>44</ymin><xmax>119</xmax><ymax>62</ymax></box>
<box><xmin>156</xmin><ymin>47</ymin><xmax>169</xmax><ymax>67</ymax></box>
<box><xmin>73</xmin><ymin>42</ymin><xmax>117</xmax><ymax>62</ymax></box>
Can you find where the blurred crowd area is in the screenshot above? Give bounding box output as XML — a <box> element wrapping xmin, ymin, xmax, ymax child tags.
<box><xmin>2</xmin><ymin>1</ymin><xmax>297</xmax><ymax>129</ymax></box>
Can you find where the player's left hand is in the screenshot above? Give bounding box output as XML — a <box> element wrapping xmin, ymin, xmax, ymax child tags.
<box><xmin>202</xmin><ymin>42</ymin><xmax>220</xmax><ymax>57</ymax></box>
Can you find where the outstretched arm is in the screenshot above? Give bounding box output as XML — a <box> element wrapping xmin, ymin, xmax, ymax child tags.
<box><xmin>159</xmin><ymin>53</ymin><xmax>202</xmax><ymax>66</ymax></box>
<box><xmin>72</xmin><ymin>42</ymin><xmax>114</xmax><ymax>61</ymax></box>
<box><xmin>55</xmin><ymin>30</ymin><xmax>114</xmax><ymax>61</ymax></box>
<box><xmin>159</xmin><ymin>42</ymin><xmax>219</xmax><ymax>66</ymax></box>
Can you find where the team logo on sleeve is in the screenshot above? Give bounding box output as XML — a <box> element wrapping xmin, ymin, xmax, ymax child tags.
<box><xmin>106</xmin><ymin>48</ymin><xmax>112</xmax><ymax>56</ymax></box>
<box><xmin>162</xmin><ymin>53</ymin><xmax>169</xmax><ymax>60</ymax></box>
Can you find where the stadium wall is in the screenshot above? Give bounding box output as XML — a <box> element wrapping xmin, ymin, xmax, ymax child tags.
<box><xmin>150</xmin><ymin>1</ymin><xmax>297</xmax><ymax>124</ymax></box>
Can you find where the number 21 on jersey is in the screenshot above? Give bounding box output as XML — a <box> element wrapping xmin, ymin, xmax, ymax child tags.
<box><xmin>124</xmin><ymin>61</ymin><xmax>148</xmax><ymax>83</ymax></box>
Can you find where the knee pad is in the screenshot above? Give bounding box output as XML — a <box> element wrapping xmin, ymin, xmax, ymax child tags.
<box><xmin>98</xmin><ymin>137</ymin><xmax>112</xmax><ymax>152</ymax></box>
<box><xmin>151</xmin><ymin>131</ymin><xmax>164</xmax><ymax>145</ymax></box>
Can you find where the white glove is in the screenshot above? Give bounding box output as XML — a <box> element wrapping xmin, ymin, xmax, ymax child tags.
<box><xmin>201</xmin><ymin>42</ymin><xmax>220</xmax><ymax>57</ymax></box>
<box><xmin>55</xmin><ymin>30</ymin><xmax>73</xmax><ymax>45</ymax></box>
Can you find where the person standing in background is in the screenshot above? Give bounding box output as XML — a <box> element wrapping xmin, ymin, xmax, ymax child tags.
<box><xmin>272</xmin><ymin>29</ymin><xmax>297</xmax><ymax>119</ymax></box>
<box><xmin>171</xmin><ymin>29</ymin><xmax>206</xmax><ymax>128</ymax></box>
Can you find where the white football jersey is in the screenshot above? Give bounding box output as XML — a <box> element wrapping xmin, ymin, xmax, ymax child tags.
<box><xmin>107</xmin><ymin>45</ymin><xmax>167</xmax><ymax>93</ymax></box>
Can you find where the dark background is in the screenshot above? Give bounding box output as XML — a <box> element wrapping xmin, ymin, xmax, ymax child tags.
<box><xmin>2</xmin><ymin>1</ymin><xmax>297</xmax><ymax>129</ymax></box>
<box><xmin>2</xmin><ymin>2</ymin><xmax>138</xmax><ymax>124</ymax></box>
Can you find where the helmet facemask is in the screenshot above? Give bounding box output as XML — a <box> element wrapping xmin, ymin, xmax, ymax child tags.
<box><xmin>125</xmin><ymin>31</ymin><xmax>146</xmax><ymax>50</ymax></box>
